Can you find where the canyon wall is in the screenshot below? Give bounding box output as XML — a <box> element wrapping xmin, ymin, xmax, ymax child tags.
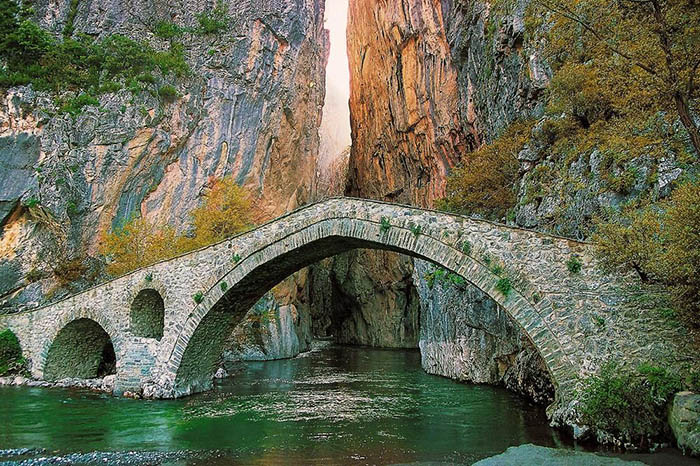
<box><xmin>304</xmin><ymin>0</ymin><xmax>553</xmax><ymax>403</ymax></box>
<box><xmin>308</xmin><ymin>0</ymin><xmax>472</xmax><ymax>349</ymax></box>
<box><xmin>0</xmin><ymin>0</ymin><xmax>329</xmax><ymax>359</ymax></box>
<box><xmin>306</xmin><ymin>0</ymin><xmax>556</xmax><ymax>399</ymax></box>
<box><xmin>0</xmin><ymin>0</ymin><xmax>328</xmax><ymax>313</ymax></box>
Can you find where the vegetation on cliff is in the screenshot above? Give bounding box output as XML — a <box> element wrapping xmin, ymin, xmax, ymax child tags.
<box><xmin>100</xmin><ymin>177</ymin><xmax>256</xmax><ymax>276</ymax></box>
<box><xmin>593</xmin><ymin>181</ymin><xmax>700</xmax><ymax>325</ymax></box>
<box><xmin>439</xmin><ymin>120</ymin><xmax>534</xmax><ymax>221</ymax></box>
<box><xmin>440</xmin><ymin>0</ymin><xmax>699</xmax><ymax>326</ymax></box>
<box><xmin>442</xmin><ymin>0</ymin><xmax>699</xmax><ymax>218</ymax></box>
<box><xmin>0</xmin><ymin>0</ymin><xmax>188</xmax><ymax>109</ymax></box>
<box><xmin>0</xmin><ymin>329</ymin><xmax>24</xmax><ymax>376</ymax></box>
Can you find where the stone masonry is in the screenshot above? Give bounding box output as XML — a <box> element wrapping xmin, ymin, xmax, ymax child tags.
<box><xmin>0</xmin><ymin>197</ymin><xmax>691</xmax><ymax>424</ymax></box>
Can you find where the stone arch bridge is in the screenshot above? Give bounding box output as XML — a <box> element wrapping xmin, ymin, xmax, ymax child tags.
<box><xmin>0</xmin><ymin>197</ymin><xmax>664</xmax><ymax>410</ymax></box>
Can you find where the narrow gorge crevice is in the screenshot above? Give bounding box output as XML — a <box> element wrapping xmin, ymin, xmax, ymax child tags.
<box><xmin>303</xmin><ymin>0</ymin><xmax>555</xmax><ymax>406</ymax></box>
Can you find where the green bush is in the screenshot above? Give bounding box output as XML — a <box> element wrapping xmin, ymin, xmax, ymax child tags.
<box><xmin>380</xmin><ymin>217</ymin><xmax>391</xmax><ymax>233</ymax></box>
<box><xmin>196</xmin><ymin>1</ymin><xmax>231</xmax><ymax>35</ymax></box>
<box><xmin>0</xmin><ymin>329</ymin><xmax>23</xmax><ymax>376</ymax></box>
<box><xmin>23</xmin><ymin>197</ymin><xmax>39</xmax><ymax>208</ymax></box>
<box><xmin>566</xmin><ymin>255</ymin><xmax>583</xmax><ymax>274</ymax></box>
<box><xmin>496</xmin><ymin>277</ymin><xmax>512</xmax><ymax>296</ymax></box>
<box><xmin>158</xmin><ymin>84</ymin><xmax>179</xmax><ymax>101</ymax></box>
<box><xmin>62</xmin><ymin>0</ymin><xmax>80</xmax><ymax>37</ymax></box>
<box><xmin>153</xmin><ymin>20</ymin><xmax>186</xmax><ymax>40</ymax></box>
<box><xmin>136</xmin><ymin>73</ymin><xmax>156</xmax><ymax>84</ymax></box>
<box><xmin>193</xmin><ymin>292</ymin><xmax>204</xmax><ymax>304</ymax></box>
<box><xmin>579</xmin><ymin>362</ymin><xmax>684</xmax><ymax>444</ymax></box>
<box><xmin>58</xmin><ymin>93</ymin><xmax>99</xmax><ymax>116</ymax></box>
<box><xmin>424</xmin><ymin>268</ymin><xmax>446</xmax><ymax>289</ymax></box>
<box><xmin>409</xmin><ymin>222</ymin><xmax>422</xmax><ymax>237</ymax></box>
<box><xmin>424</xmin><ymin>267</ymin><xmax>466</xmax><ymax>290</ymax></box>
<box><xmin>0</xmin><ymin>0</ymin><xmax>189</xmax><ymax>112</ymax></box>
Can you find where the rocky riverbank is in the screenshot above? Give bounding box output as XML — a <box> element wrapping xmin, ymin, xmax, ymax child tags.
<box><xmin>0</xmin><ymin>374</ymin><xmax>115</xmax><ymax>394</ymax></box>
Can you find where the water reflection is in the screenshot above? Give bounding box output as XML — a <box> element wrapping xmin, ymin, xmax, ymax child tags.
<box><xmin>6</xmin><ymin>343</ymin><xmax>679</xmax><ymax>465</ymax></box>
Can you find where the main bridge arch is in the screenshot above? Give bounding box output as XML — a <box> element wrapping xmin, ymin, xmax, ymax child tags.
<box><xmin>160</xmin><ymin>199</ymin><xmax>587</xmax><ymax>399</ymax></box>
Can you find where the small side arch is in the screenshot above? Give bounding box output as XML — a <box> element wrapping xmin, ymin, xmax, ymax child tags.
<box><xmin>43</xmin><ymin>318</ymin><xmax>117</xmax><ymax>380</ymax></box>
<box><xmin>130</xmin><ymin>288</ymin><xmax>165</xmax><ymax>340</ymax></box>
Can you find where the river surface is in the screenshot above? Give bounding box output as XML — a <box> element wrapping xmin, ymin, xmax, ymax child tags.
<box><xmin>0</xmin><ymin>344</ymin><xmax>695</xmax><ymax>465</ymax></box>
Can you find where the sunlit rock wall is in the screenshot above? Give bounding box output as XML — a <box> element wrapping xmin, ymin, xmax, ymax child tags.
<box><xmin>306</xmin><ymin>0</ymin><xmax>471</xmax><ymax>349</ymax></box>
<box><xmin>0</xmin><ymin>0</ymin><xmax>329</xmax><ymax>316</ymax></box>
<box><xmin>308</xmin><ymin>0</ymin><xmax>555</xmax><ymax>398</ymax></box>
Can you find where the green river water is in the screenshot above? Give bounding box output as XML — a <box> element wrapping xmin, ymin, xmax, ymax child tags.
<box><xmin>0</xmin><ymin>344</ymin><xmax>695</xmax><ymax>465</ymax></box>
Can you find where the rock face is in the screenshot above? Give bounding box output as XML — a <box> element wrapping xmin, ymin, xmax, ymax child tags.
<box><xmin>415</xmin><ymin>261</ymin><xmax>554</xmax><ymax>404</ymax></box>
<box><xmin>669</xmin><ymin>392</ymin><xmax>700</xmax><ymax>456</ymax></box>
<box><xmin>473</xmin><ymin>444</ymin><xmax>647</xmax><ymax>466</ymax></box>
<box><xmin>346</xmin><ymin>0</ymin><xmax>472</xmax><ymax>205</ymax></box>
<box><xmin>441</xmin><ymin>0</ymin><xmax>549</xmax><ymax>142</ymax></box>
<box><xmin>224</xmin><ymin>293</ymin><xmax>312</xmax><ymax>362</ymax></box>
<box><xmin>307</xmin><ymin>253</ymin><xmax>420</xmax><ymax>348</ymax></box>
<box><xmin>312</xmin><ymin>0</ymin><xmax>553</xmax><ymax>403</ymax></box>
<box><xmin>0</xmin><ymin>0</ymin><xmax>329</xmax><ymax>312</ymax></box>
<box><xmin>307</xmin><ymin>0</ymin><xmax>472</xmax><ymax>350</ymax></box>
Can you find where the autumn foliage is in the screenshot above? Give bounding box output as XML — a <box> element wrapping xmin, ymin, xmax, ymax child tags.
<box><xmin>188</xmin><ymin>178</ymin><xmax>255</xmax><ymax>248</ymax></box>
<box><xmin>100</xmin><ymin>177</ymin><xmax>255</xmax><ymax>276</ymax></box>
<box><xmin>439</xmin><ymin>120</ymin><xmax>534</xmax><ymax>220</ymax></box>
<box><xmin>593</xmin><ymin>181</ymin><xmax>700</xmax><ymax>326</ymax></box>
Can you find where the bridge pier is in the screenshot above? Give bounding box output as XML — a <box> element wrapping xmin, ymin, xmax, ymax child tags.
<box><xmin>113</xmin><ymin>337</ymin><xmax>159</xmax><ymax>396</ymax></box>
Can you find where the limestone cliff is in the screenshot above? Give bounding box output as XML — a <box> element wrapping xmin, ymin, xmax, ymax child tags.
<box><xmin>0</xmin><ymin>0</ymin><xmax>329</xmax><ymax>314</ymax></box>
<box><xmin>415</xmin><ymin>262</ymin><xmax>554</xmax><ymax>404</ymax></box>
<box><xmin>308</xmin><ymin>0</ymin><xmax>556</xmax><ymax>400</ymax></box>
<box><xmin>346</xmin><ymin>0</ymin><xmax>472</xmax><ymax>204</ymax></box>
<box><xmin>307</xmin><ymin>0</ymin><xmax>472</xmax><ymax>349</ymax></box>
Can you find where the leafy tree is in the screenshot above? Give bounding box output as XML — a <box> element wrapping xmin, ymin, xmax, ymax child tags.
<box><xmin>593</xmin><ymin>207</ymin><xmax>663</xmax><ymax>283</ymax></box>
<box><xmin>439</xmin><ymin>120</ymin><xmax>534</xmax><ymax>220</ymax></box>
<box><xmin>99</xmin><ymin>217</ymin><xmax>182</xmax><ymax>276</ymax></box>
<box><xmin>188</xmin><ymin>177</ymin><xmax>255</xmax><ymax>247</ymax></box>
<box><xmin>99</xmin><ymin>176</ymin><xmax>256</xmax><ymax>276</ymax></box>
<box><xmin>531</xmin><ymin>0</ymin><xmax>700</xmax><ymax>157</ymax></box>
<box><xmin>658</xmin><ymin>181</ymin><xmax>700</xmax><ymax>318</ymax></box>
<box><xmin>593</xmin><ymin>181</ymin><xmax>700</xmax><ymax>325</ymax></box>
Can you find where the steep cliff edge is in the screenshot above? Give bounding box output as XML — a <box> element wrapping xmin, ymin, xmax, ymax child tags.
<box><xmin>307</xmin><ymin>0</ymin><xmax>554</xmax><ymax>405</ymax></box>
<box><xmin>305</xmin><ymin>0</ymin><xmax>470</xmax><ymax>349</ymax></box>
<box><xmin>0</xmin><ymin>0</ymin><xmax>329</xmax><ymax>315</ymax></box>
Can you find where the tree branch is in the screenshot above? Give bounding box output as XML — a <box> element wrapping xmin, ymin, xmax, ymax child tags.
<box><xmin>537</xmin><ymin>0</ymin><xmax>659</xmax><ymax>76</ymax></box>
